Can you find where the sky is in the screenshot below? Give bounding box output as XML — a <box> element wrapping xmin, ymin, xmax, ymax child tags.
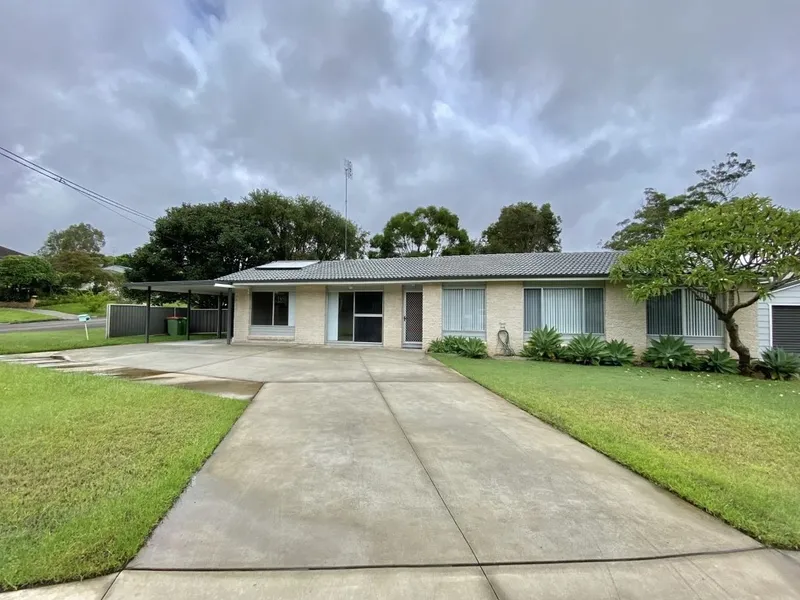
<box><xmin>1</xmin><ymin>0</ymin><xmax>798</xmax><ymax>256</ymax></box>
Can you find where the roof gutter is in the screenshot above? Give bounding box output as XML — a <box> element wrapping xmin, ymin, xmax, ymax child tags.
<box><xmin>221</xmin><ymin>276</ymin><xmax>611</xmax><ymax>287</ymax></box>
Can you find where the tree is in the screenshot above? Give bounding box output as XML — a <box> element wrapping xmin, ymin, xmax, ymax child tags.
<box><xmin>128</xmin><ymin>190</ymin><xmax>365</xmax><ymax>304</ymax></box>
<box><xmin>0</xmin><ymin>255</ymin><xmax>57</xmax><ymax>301</ymax></box>
<box><xmin>610</xmin><ymin>196</ymin><xmax>800</xmax><ymax>373</ymax></box>
<box><xmin>40</xmin><ymin>223</ymin><xmax>106</xmax><ymax>256</ymax></box>
<box><xmin>481</xmin><ymin>202</ymin><xmax>562</xmax><ymax>253</ymax></box>
<box><xmin>50</xmin><ymin>251</ymin><xmax>108</xmax><ymax>290</ymax></box>
<box><xmin>369</xmin><ymin>206</ymin><xmax>471</xmax><ymax>258</ymax></box>
<box><xmin>605</xmin><ymin>153</ymin><xmax>755</xmax><ymax>250</ymax></box>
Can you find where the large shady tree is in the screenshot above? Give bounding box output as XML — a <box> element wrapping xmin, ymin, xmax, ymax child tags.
<box><xmin>611</xmin><ymin>196</ymin><xmax>800</xmax><ymax>372</ymax></box>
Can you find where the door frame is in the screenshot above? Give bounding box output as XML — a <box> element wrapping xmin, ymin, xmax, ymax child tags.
<box><xmin>403</xmin><ymin>290</ymin><xmax>423</xmax><ymax>348</ymax></box>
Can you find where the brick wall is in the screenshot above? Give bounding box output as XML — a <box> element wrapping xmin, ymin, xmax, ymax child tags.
<box><xmin>232</xmin><ymin>288</ymin><xmax>250</xmax><ymax>343</ymax></box>
<box><xmin>726</xmin><ymin>292</ymin><xmax>760</xmax><ymax>357</ymax></box>
<box><xmin>604</xmin><ymin>282</ymin><xmax>647</xmax><ymax>354</ymax></box>
<box><xmin>421</xmin><ymin>283</ymin><xmax>442</xmax><ymax>350</ymax></box>
<box><xmin>295</xmin><ymin>285</ymin><xmax>326</xmax><ymax>345</ymax></box>
<box><xmin>485</xmin><ymin>281</ymin><xmax>524</xmax><ymax>355</ymax></box>
<box><xmin>383</xmin><ymin>284</ymin><xmax>403</xmax><ymax>348</ymax></box>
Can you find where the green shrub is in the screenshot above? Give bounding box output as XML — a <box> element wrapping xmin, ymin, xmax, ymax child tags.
<box><xmin>455</xmin><ymin>337</ymin><xmax>488</xmax><ymax>359</ymax></box>
<box><xmin>643</xmin><ymin>336</ymin><xmax>698</xmax><ymax>370</ymax></box>
<box><xmin>758</xmin><ymin>348</ymin><xmax>800</xmax><ymax>380</ymax></box>
<box><xmin>698</xmin><ymin>348</ymin><xmax>738</xmax><ymax>375</ymax></box>
<box><xmin>603</xmin><ymin>339</ymin><xmax>636</xmax><ymax>366</ymax></box>
<box><xmin>520</xmin><ymin>326</ymin><xmax>563</xmax><ymax>361</ymax></box>
<box><xmin>428</xmin><ymin>336</ymin><xmax>488</xmax><ymax>358</ymax></box>
<box><xmin>427</xmin><ymin>338</ymin><xmax>448</xmax><ymax>353</ymax></box>
<box><xmin>564</xmin><ymin>334</ymin><xmax>608</xmax><ymax>366</ymax></box>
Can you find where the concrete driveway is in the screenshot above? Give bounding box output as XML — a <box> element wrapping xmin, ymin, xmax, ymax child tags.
<box><xmin>7</xmin><ymin>342</ymin><xmax>800</xmax><ymax>599</ymax></box>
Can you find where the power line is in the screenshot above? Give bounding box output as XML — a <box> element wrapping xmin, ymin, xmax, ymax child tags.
<box><xmin>0</xmin><ymin>145</ymin><xmax>158</xmax><ymax>226</ymax></box>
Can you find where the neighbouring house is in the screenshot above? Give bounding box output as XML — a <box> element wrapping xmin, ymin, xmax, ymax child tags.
<box><xmin>0</xmin><ymin>245</ymin><xmax>25</xmax><ymax>259</ymax></box>
<box><xmin>211</xmin><ymin>252</ymin><xmax>760</xmax><ymax>356</ymax></box>
<box><xmin>759</xmin><ymin>282</ymin><xmax>800</xmax><ymax>354</ymax></box>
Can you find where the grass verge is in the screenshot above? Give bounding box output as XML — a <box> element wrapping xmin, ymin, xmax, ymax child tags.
<box><xmin>0</xmin><ymin>328</ymin><xmax>217</xmax><ymax>355</ymax></box>
<box><xmin>0</xmin><ymin>363</ymin><xmax>246</xmax><ymax>590</ymax></box>
<box><xmin>0</xmin><ymin>309</ymin><xmax>58</xmax><ymax>324</ymax></box>
<box><xmin>435</xmin><ymin>355</ymin><xmax>800</xmax><ymax>549</ymax></box>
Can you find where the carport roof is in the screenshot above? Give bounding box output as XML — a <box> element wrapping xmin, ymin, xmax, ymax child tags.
<box><xmin>218</xmin><ymin>251</ymin><xmax>625</xmax><ymax>284</ymax></box>
<box><xmin>126</xmin><ymin>280</ymin><xmax>232</xmax><ymax>295</ymax></box>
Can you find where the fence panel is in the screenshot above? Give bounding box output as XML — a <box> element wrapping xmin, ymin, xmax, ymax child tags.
<box><xmin>106</xmin><ymin>304</ymin><xmax>228</xmax><ymax>338</ymax></box>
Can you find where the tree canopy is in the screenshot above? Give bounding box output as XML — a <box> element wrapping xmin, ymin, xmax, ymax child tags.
<box><xmin>481</xmin><ymin>202</ymin><xmax>561</xmax><ymax>254</ymax></box>
<box><xmin>369</xmin><ymin>206</ymin><xmax>472</xmax><ymax>258</ymax></box>
<box><xmin>610</xmin><ymin>196</ymin><xmax>800</xmax><ymax>371</ymax></box>
<box><xmin>40</xmin><ymin>223</ymin><xmax>106</xmax><ymax>256</ymax></box>
<box><xmin>128</xmin><ymin>190</ymin><xmax>366</xmax><ymax>286</ymax></box>
<box><xmin>0</xmin><ymin>255</ymin><xmax>57</xmax><ymax>301</ymax></box>
<box><xmin>605</xmin><ymin>153</ymin><xmax>755</xmax><ymax>250</ymax></box>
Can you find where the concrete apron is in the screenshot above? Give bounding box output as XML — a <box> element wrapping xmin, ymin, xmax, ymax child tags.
<box><xmin>4</xmin><ymin>343</ymin><xmax>800</xmax><ymax>599</ymax></box>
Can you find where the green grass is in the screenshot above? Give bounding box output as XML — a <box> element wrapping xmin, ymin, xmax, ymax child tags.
<box><xmin>0</xmin><ymin>363</ymin><xmax>246</xmax><ymax>590</ymax></box>
<box><xmin>0</xmin><ymin>328</ymin><xmax>217</xmax><ymax>355</ymax></box>
<box><xmin>36</xmin><ymin>302</ymin><xmax>106</xmax><ymax>317</ymax></box>
<box><xmin>0</xmin><ymin>309</ymin><xmax>58</xmax><ymax>324</ymax></box>
<box><xmin>436</xmin><ymin>356</ymin><xmax>800</xmax><ymax>549</ymax></box>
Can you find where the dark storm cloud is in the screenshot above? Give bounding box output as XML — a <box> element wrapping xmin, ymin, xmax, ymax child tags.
<box><xmin>0</xmin><ymin>0</ymin><xmax>798</xmax><ymax>255</ymax></box>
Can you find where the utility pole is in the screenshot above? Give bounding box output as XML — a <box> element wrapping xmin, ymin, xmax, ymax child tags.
<box><xmin>343</xmin><ymin>158</ymin><xmax>353</xmax><ymax>258</ymax></box>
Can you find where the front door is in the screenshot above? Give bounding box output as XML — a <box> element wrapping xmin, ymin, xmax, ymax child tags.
<box><xmin>404</xmin><ymin>291</ymin><xmax>423</xmax><ymax>346</ymax></box>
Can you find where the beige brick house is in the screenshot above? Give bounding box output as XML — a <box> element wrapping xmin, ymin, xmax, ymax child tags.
<box><xmin>215</xmin><ymin>252</ymin><xmax>757</xmax><ymax>356</ymax></box>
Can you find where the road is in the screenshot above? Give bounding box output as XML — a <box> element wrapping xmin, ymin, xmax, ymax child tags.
<box><xmin>0</xmin><ymin>318</ymin><xmax>106</xmax><ymax>334</ymax></box>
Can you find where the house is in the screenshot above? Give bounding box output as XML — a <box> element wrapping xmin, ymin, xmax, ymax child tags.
<box><xmin>0</xmin><ymin>245</ymin><xmax>25</xmax><ymax>259</ymax></box>
<box><xmin>758</xmin><ymin>282</ymin><xmax>800</xmax><ymax>354</ymax></box>
<box><xmin>216</xmin><ymin>252</ymin><xmax>760</xmax><ymax>356</ymax></box>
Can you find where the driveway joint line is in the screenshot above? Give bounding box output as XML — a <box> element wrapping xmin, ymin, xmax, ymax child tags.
<box><xmin>98</xmin><ymin>570</ymin><xmax>123</xmax><ymax>600</ymax></box>
<box><xmin>357</xmin><ymin>351</ymin><xmax>501</xmax><ymax>600</ymax></box>
<box><xmin>123</xmin><ymin>545</ymin><xmax>771</xmax><ymax>574</ymax></box>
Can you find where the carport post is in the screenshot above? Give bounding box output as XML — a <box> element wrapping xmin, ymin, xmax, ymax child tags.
<box><xmin>216</xmin><ymin>292</ymin><xmax>223</xmax><ymax>339</ymax></box>
<box><xmin>226</xmin><ymin>288</ymin><xmax>233</xmax><ymax>345</ymax></box>
<box><xmin>145</xmin><ymin>286</ymin><xmax>151</xmax><ymax>344</ymax></box>
<box><xmin>186</xmin><ymin>290</ymin><xmax>191</xmax><ymax>341</ymax></box>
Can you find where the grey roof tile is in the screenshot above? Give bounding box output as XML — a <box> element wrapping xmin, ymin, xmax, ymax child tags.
<box><xmin>218</xmin><ymin>252</ymin><xmax>624</xmax><ymax>283</ymax></box>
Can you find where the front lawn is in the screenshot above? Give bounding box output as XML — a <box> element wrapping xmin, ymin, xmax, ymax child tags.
<box><xmin>0</xmin><ymin>328</ymin><xmax>216</xmax><ymax>355</ymax></box>
<box><xmin>0</xmin><ymin>309</ymin><xmax>58</xmax><ymax>324</ymax></box>
<box><xmin>0</xmin><ymin>363</ymin><xmax>246</xmax><ymax>590</ymax></box>
<box><xmin>436</xmin><ymin>356</ymin><xmax>800</xmax><ymax>549</ymax></box>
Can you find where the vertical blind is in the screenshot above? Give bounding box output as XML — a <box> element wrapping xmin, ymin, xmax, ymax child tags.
<box><xmin>524</xmin><ymin>287</ymin><xmax>604</xmax><ymax>334</ymax></box>
<box><xmin>523</xmin><ymin>289</ymin><xmax>542</xmax><ymax>331</ymax></box>
<box><xmin>542</xmin><ymin>288</ymin><xmax>583</xmax><ymax>333</ymax></box>
<box><xmin>442</xmin><ymin>288</ymin><xmax>485</xmax><ymax>333</ymax></box>
<box><xmin>647</xmin><ymin>289</ymin><xmax>721</xmax><ymax>336</ymax></box>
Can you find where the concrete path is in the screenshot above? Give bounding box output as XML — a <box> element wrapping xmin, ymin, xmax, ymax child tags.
<box><xmin>4</xmin><ymin>342</ymin><xmax>799</xmax><ymax>599</ymax></box>
<box><xmin>26</xmin><ymin>308</ymin><xmax>86</xmax><ymax>320</ymax></box>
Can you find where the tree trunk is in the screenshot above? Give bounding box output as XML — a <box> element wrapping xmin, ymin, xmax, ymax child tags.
<box><xmin>721</xmin><ymin>315</ymin><xmax>752</xmax><ymax>374</ymax></box>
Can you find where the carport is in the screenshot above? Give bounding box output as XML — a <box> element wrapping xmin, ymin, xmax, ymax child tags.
<box><xmin>125</xmin><ymin>280</ymin><xmax>235</xmax><ymax>344</ymax></box>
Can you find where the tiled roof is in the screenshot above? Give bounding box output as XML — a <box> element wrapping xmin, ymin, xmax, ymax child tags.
<box><xmin>219</xmin><ymin>252</ymin><xmax>624</xmax><ymax>283</ymax></box>
<box><xmin>0</xmin><ymin>245</ymin><xmax>24</xmax><ymax>259</ymax></box>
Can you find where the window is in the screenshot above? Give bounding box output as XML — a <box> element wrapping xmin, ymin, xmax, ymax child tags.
<box><xmin>327</xmin><ymin>291</ymin><xmax>383</xmax><ymax>343</ymax></box>
<box><xmin>251</xmin><ymin>291</ymin><xmax>290</xmax><ymax>326</ymax></box>
<box><xmin>646</xmin><ymin>289</ymin><xmax>721</xmax><ymax>337</ymax></box>
<box><xmin>524</xmin><ymin>287</ymin><xmax>604</xmax><ymax>334</ymax></box>
<box><xmin>442</xmin><ymin>288</ymin><xmax>485</xmax><ymax>335</ymax></box>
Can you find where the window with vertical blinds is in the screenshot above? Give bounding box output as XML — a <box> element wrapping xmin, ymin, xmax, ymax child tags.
<box><xmin>442</xmin><ymin>288</ymin><xmax>485</xmax><ymax>336</ymax></box>
<box><xmin>646</xmin><ymin>289</ymin><xmax>722</xmax><ymax>337</ymax></box>
<box><xmin>524</xmin><ymin>287</ymin><xmax>604</xmax><ymax>335</ymax></box>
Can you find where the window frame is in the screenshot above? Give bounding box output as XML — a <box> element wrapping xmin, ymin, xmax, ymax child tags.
<box><xmin>523</xmin><ymin>286</ymin><xmax>605</xmax><ymax>335</ymax></box>
<box><xmin>251</xmin><ymin>290</ymin><xmax>291</xmax><ymax>327</ymax></box>
<box><xmin>442</xmin><ymin>286</ymin><xmax>486</xmax><ymax>337</ymax></box>
<box><xmin>646</xmin><ymin>289</ymin><xmax>722</xmax><ymax>337</ymax></box>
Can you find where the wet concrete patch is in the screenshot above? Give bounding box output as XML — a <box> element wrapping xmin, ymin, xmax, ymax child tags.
<box><xmin>0</xmin><ymin>355</ymin><xmax>260</xmax><ymax>400</ymax></box>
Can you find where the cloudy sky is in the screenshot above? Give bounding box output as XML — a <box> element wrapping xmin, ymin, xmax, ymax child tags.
<box><xmin>1</xmin><ymin>0</ymin><xmax>798</xmax><ymax>256</ymax></box>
